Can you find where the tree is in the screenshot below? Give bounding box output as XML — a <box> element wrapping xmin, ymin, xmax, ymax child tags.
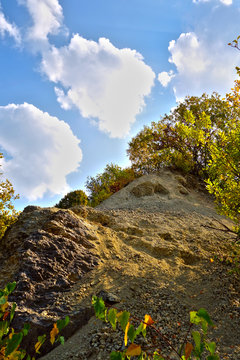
<box><xmin>55</xmin><ymin>189</ymin><xmax>88</xmax><ymax>209</ymax></box>
<box><xmin>206</xmin><ymin>73</ymin><xmax>240</xmax><ymax>231</ymax></box>
<box><xmin>86</xmin><ymin>164</ymin><xmax>136</xmax><ymax>207</ymax></box>
<box><xmin>0</xmin><ymin>153</ymin><xmax>19</xmax><ymax>239</ymax></box>
<box><xmin>127</xmin><ymin>93</ymin><xmax>240</xmax><ymax>178</ymax></box>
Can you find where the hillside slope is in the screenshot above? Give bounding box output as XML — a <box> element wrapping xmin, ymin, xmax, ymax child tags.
<box><xmin>1</xmin><ymin>170</ymin><xmax>240</xmax><ymax>359</ymax></box>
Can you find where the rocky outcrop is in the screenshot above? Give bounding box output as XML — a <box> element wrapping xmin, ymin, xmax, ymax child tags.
<box><xmin>0</xmin><ymin>206</ymin><xmax>100</xmax><ymax>356</ymax></box>
<box><xmin>1</xmin><ymin>171</ymin><xmax>240</xmax><ymax>359</ymax></box>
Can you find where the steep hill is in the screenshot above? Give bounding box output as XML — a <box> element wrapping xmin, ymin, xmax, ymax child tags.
<box><xmin>1</xmin><ymin>170</ymin><xmax>240</xmax><ymax>359</ymax></box>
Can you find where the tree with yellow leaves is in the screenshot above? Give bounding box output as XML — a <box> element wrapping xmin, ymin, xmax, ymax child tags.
<box><xmin>0</xmin><ymin>153</ymin><xmax>19</xmax><ymax>239</ymax></box>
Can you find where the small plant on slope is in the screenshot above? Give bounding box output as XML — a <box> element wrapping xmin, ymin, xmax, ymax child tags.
<box><xmin>92</xmin><ymin>296</ymin><xmax>219</xmax><ymax>360</ymax></box>
<box><xmin>0</xmin><ymin>282</ymin><xmax>69</xmax><ymax>359</ymax></box>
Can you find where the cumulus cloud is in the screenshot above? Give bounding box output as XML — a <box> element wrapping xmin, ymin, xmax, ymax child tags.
<box><xmin>17</xmin><ymin>0</ymin><xmax>64</xmax><ymax>45</ymax></box>
<box><xmin>41</xmin><ymin>35</ymin><xmax>155</xmax><ymax>138</ymax></box>
<box><xmin>193</xmin><ymin>0</ymin><xmax>232</xmax><ymax>4</ymax></box>
<box><xmin>0</xmin><ymin>103</ymin><xmax>82</xmax><ymax>200</ymax></box>
<box><xmin>158</xmin><ymin>32</ymin><xmax>240</xmax><ymax>101</ymax></box>
<box><xmin>158</xmin><ymin>70</ymin><xmax>175</xmax><ymax>87</ymax></box>
<box><xmin>0</xmin><ymin>9</ymin><xmax>21</xmax><ymax>43</ymax></box>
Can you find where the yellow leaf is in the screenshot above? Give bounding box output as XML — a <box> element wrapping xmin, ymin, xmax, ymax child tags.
<box><xmin>185</xmin><ymin>342</ymin><xmax>193</xmax><ymax>359</ymax></box>
<box><xmin>7</xmin><ymin>350</ymin><xmax>22</xmax><ymax>360</ymax></box>
<box><xmin>124</xmin><ymin>322</ymin><xmax>130</xmax><ymax>346</ymax></box>
<box><xmin>143</xmin><ymin>314</ymin><xmax>154</xmax><ymax>329</ymax></box>
<box><xmin>210</xmin><ymin>258</ymin><xmax>214</xmax><ymax>263</ymax></box>
<box><xmin>35</xmin><ymin>341</ymin><xmax>42</xmax><ymax>353</ymax></box>
<box><xmin>126</xmin><ymin>343</ymin><xmax>141</xmax><ymax>356</ymax></box>
<box><xmin>1</xmin><ymin>300</ymin><xmax>8</xmax><ymax>313</ymax></box>
<box><xmin>50</xmin><ymin>323</ymin><xmax>59</xmax><ymax>345</ymax></box>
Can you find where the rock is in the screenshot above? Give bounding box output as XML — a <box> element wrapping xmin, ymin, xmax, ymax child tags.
<box><xmin>131</xmin><ymin>181</ymin><xmax>155</xmax><ymax>197</ymax></box>
<box><xmin>0</xmin><ymin>208</ymin><xmax>100</xmax><ymax>356</ymax></box>
<box><xmin>97</xmin><ymin>290</ymin><xmax>120</xmax><ymax>304</ymax></box>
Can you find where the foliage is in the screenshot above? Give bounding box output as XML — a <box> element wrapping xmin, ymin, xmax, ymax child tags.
<box><xmin>127</xmin><ymin>93</ymin><xmax>239</xmax><ymax>178</ymax></box>
<box><xmin>0</xmin><ymin>154</ymin><xmax>19</xmax><ymax>239</ymax></box>
<box><xmin>0</xmin><ymin>282</ymin><xmax>69</xmax><ymax>359</ymax></box>
<box><xmin>206</xmin><ymin>73</ymin><xmax>240</xmax><ymax>232</ymax></box>
<box><xmin>86</xmin><ymin>164</ymin><xmax>136</xmax><ymax>207</ymax></box>
<box><xmin>92</xmin><ymin>296</ymin><xmax>219</xmax><ymax>360</ymax></box>
<box><xmin>55</xmin><ymin>189</ymin><xmax>88</xmax><ymax>209</ymax></box>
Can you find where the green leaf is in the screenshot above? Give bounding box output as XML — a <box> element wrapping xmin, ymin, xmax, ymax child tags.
<box><xmin>58</xmin><ymin>336</ymin><xmax>65</xmax><ymax>345</ymax></box>
<box><xmin>205</xmin><ymin>341</ymin><xmax>216</xmax><ymax>355</ymax></box>
<box><xmin>57</xmin><ymin>316</ymin><xmax>70</xmax><ymax>332</ymax></box>
<box><xmin>0</xmin><ymin>296</ymin><xmax>7</xmax><ymax>305</ymax></box>
<box><xmin>192</xmin><ymin>331</ymin><xmax>201</xmax><ymax>351</ymax></box>
<box><xmin>117</xmin><ymin>311</ymin><xmax>130</xmax><ymax>332</ymax></box>
<box><xmin>92</xmin><ymin>296</ymin><xmax>106</xmax><ymax>321</ymax></box>
<box><xmin>110</xmin><ymin>351</ymin><xmax>124</xmax><ymax>360</ymax></box>
<box><xmin>206</xmin><ymin>355</ymin><xmax>219</xmax><ymax>360</ymax></box>
<box><xmin>108</xmin><ymin>308</ymin><xmax>117</xmax><ymax>330</ymax></box>
<box><xmin>5</xmin><ymin>332</ymin><xmax>23</xmax><ymax>356</ymax></box>
<box><xmin>127</xmin><ymin>324</ymin><xmax>136</xmax><ymax>343</ymax></box>
<box><xmin>190</xmin><ymin>311</ymin><xmax>201</xmax><ymax>325</ymax></box>
<box><xmin>135</xmin><ymin>322</ymin><xmax>146</xmax><ymax>338</ymax></box>
<box><xmin>21</xmin><ymin>323</ymin><xmax>30</xmax><ymax>336</ymax></box>
<box><xmin>10</xmin><ymin>303</ymin><xmax>16</xmax><ymax>322</ymax></box>
<box><xmin>197</xmin><ymin>308</ymin><xmax>213</xmax><ymax>326</ymax></box>
<box><xmin>5</xmin><ymin>282</ymin><xmax>16</xmax><ymax>295</ymax></box>
<box><xmin>0</xmin><ymin>320</ymin><xmax>9</xmax><ymax>339</ymax></box>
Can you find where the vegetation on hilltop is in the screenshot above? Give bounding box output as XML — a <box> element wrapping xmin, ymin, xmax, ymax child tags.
<box><xmin>0</xmin><ymin>153</ymin><xmax>19</xmax><ymax>239</ymax></box>
<box><xmin>85</xmin><ymin>164</ymin><xmax>137</xmax><ymax>207</ymax></box>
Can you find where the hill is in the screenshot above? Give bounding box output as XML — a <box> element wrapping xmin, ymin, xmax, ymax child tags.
<box><xmin>1</xmin><ymin>170</ymin><xmax>240</xmax><ymax>359</ymax></box>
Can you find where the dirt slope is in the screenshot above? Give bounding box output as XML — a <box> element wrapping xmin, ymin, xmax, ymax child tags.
<box><xmin>36</xmin><ymin>171</ymin><xmax>240</xmax><ymax>359</ymax></box>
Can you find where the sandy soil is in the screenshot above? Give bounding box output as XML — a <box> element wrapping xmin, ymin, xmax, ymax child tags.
<box><xmin>40</xmin><ymin>171</ymin><xmax>240</xmax><ymax>359</ymax></box>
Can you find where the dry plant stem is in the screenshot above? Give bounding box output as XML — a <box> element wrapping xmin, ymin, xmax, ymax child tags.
<box><xmin>179</xmin><ymin>323</ymin><xmax>193</xmax><ymax>357</ymax></box>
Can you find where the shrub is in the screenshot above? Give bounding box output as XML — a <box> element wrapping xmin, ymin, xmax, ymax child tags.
<box><xmin>86</xmin><ymin>164</ymin><xmax>136</xmax><ymax>207</ymax></box>
<box><xmin>0</xmin><ymin>153</ymin><xmax>19</xmax><ymax>239</ymax></box>
<box><xmin>92</xmin><ymin>296</ymin><xmax>219</xmax><ymax>360</ymax></box>
<box><xmin>55</xmin><ymin>190</ymin><xmax>88</xmax><ymax>209</ymax></box>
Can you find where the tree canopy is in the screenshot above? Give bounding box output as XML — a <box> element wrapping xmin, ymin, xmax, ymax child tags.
<box><xmin>127</xmin><ymin>93</ymin><xmax>240</xmax><ymax>178</ymax></box>
<box><xmin>86</xmin><ymin>164</ymin><xmax>136</xmax><ymax>207</ymax></box>
<box><xmin>0</xmin><ymin>154</ymin><xmax>19</xmax><ymax>239</ymax></box>
<box><xmin>55</xmin><ymin>189</ymin><xmax>88</xmax><ymax>209</ymax></box>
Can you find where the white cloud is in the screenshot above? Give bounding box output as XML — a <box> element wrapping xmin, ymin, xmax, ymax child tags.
<box><xmin>0</xmin><ymin>103</ymin><xmax>82</xmax><ymax>200</ymax></box>
<box><xmin>193</xmin><ymin>0</ymin><xmax>232</xmax><ymax>4</ymax></box>
<box><xmin>17</xmin><ymin>0</ymin><xmax>64</xmax><ymax>45</ymax></box>
<box><xmin>159</xmin><ymin>32</ymin><xmax>240</xmax><ymax>102</ymax></box>
<box><xmin>41</xmin><ymin>35</ymin><xmax>155</xmax><ymax>138</ymax></box>
<box><xmin>158</xmin><ymin>70</ymin><xmax>175</xmax><ymax>87</ymax></box>
<box><xmin>0</xmin><ymin>9</ymin><xmax>21</xmax><ymax>43</ymax></box>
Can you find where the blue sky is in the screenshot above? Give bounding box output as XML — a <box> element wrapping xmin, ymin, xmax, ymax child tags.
<box><xmin>0</xmin><ymin>0</ymin><xmax>240</xmax><ymax>210</ymax></box>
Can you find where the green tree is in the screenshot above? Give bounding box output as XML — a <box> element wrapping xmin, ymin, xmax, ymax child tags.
<box><xmin>86</xmin><ymin>164</ymin><xmax>136</xmax><ymax>207</ymax></box>
<box><xmin>206</xmin><ymin>74</ymin><xmax>240</xmax><ymax>232</ymax></box>
<box><xmin>127</xmin><ymin>93</ymin><xmax>239</xmax><ymax>178</ymax></box>
<box><xmin>55</xmin><ymin>189</ymin><xmax>88</xmax><ymax>209</ymax></box>
<box><xmin>0</xmin><ymin>153</ymin><xmax>19</xmax><ymax>239</ymax></box>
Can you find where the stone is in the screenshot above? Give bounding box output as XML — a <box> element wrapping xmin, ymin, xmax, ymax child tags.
<box><xmin>0</xmin><ymin>207</ymin><xmax>100</xmax><ymax>356</ymax></box>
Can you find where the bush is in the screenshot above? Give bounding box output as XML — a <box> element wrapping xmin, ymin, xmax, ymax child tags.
<box><xmin>55</xmin><ymin>190</ymin><xmax>88</xmax><ymax>209</ymax></box>
<box><xmin>0</xmin><ymin>153</ymin><xmax>19</xmax><ymax>239</ymax></box>
<box><xmin>86</xmin><ymin>164</ymin><xmax>136</xmax><ymax>207</ymax></box>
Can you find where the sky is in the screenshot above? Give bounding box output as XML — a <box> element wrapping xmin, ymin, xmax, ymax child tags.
<box><xmin>0</xmin><ymin>0</ymin><xmax>240</xmax><ymax>211</ymax></box>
